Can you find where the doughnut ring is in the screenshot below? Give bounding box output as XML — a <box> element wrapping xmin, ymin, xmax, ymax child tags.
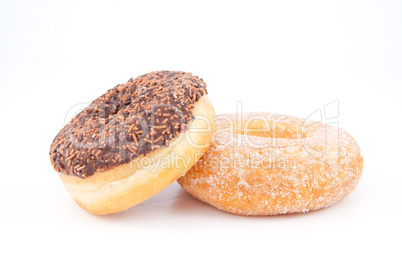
<box><xmin>50</xmin><ymin>71</ymin><xmax>216</xmax><ymax>214</ymax></box>
<box><xmin>178</xmin><ymin>112</ymin><xmax>363</xmax><ymax>215</ymax></box>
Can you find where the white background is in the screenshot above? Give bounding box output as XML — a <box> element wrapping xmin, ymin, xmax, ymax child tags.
<box><xmin>1</xmin><ymin>0</ymin><xmax>401</xmax><ymax>267</ymax></box>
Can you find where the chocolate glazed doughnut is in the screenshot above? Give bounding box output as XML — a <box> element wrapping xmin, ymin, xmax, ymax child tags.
<box><xmin>50</xmin><ymin>71</ymin><xmax>216</xmax><ymax>214</ymax></box>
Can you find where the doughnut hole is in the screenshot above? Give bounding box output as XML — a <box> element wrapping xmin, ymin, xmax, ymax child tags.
<box><xmin>216</xmin><ymin>114</ymin><xmax>305</xmax><ymax>139</ymax></box>
<box><xmin>213</xmin><ymin>114</ymin><xmax>306</xmax><ymax>150</ymax></box>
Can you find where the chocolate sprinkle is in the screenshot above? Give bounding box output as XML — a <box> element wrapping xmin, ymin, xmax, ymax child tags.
<box><xmin>49</xmin><ymin>71</ymin><xmax>207</xmax><ymax>178</ymax></box>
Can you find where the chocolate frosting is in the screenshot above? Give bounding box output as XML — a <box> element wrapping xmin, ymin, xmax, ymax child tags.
<box><xmin>49</xmin><ymin>71</ymin><xmax>207</xmax><ymax>178</ymax></box>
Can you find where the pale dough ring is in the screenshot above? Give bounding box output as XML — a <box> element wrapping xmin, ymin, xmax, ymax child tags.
<box><xmin>178</xmin><ymin>112</ymin><xmax>363</xmax><ymax>216</ymax></box>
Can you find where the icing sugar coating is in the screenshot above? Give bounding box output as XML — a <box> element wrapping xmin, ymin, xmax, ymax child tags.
<box><xmin>50</xmin><ymin>71</ymin><xmax>207</xmax><ymax>178</ymax></box>
<box><xmin>178</xmin><ymin>112</ymin><xmax>363</xmax><ymax>215</ymax></box>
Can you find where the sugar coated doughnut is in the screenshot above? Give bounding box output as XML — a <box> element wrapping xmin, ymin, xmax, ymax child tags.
<box><xmin>178</xmin><ymin>112</ymin><xmax>363</xmax><ymax>215</ymax></box>
<box><xmin>50</xmin><ymin>71</ymin><xmax>216</xmax><ymax>214</ymax></box>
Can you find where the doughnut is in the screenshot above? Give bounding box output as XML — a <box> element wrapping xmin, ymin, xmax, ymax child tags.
<box><xmin>50</xmin><ymin>71</ymin><xmax>216</xmax><ymax>214</ymax></box>
<box><xmin>178</xmin><ymin>112</ymin><xmax>363</xmax><ymax>215</ymax></box>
